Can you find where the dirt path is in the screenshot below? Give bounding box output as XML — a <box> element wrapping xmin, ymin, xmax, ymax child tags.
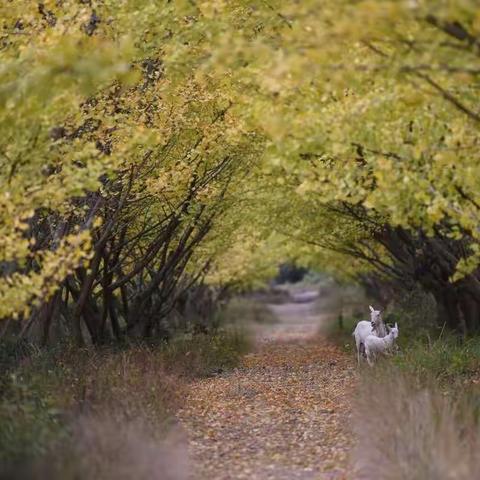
<box><xmin>178</xmin><ymin>292</ymin><xmax>356</xmax><ymax>479</ymax></box>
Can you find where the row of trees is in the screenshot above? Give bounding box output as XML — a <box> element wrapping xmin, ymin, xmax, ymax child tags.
<box><xmin>1</xmin><ymin>1</ymin><xmax>480</xmax><ymax>342</ymax></box>
<box><xmin>183</xmin><ymin>0</ymin><xmax>480</xmax><ymax>333</ymax></box>
<box><xmin>1</xmin><ymin>2</ymin><xmax>262</xmax><ymax>344</ymax></box>
<box><xmin>242</xmin><ymin>1</ymin><xmax>480</xmax><ymax>333</ymax></box>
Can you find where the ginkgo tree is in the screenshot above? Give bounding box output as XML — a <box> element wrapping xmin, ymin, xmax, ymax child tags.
<box><xmin>180</xmin><ymin>0</ymin><xmax>480</xmax><ymax>333</ymax></box>
<box><xmin>0</xmin><ymin>1</ymin><xmax>261</xmax><ymax>342</ymax></box>
<box><xmin>0</xmin><ymin>1</ymin><xmax>140</xmax><ymax>322</ymax></box>
<box><xmin>2</xmin><ymin>0</ymin><xmax>480</xmax><ymax>341</ymax></box>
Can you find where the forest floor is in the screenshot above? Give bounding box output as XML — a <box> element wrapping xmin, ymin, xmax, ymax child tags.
<box><xmin>177</xmin><ymin>291</ymin><xmax>356</xmax><ymax>480</ymax></box>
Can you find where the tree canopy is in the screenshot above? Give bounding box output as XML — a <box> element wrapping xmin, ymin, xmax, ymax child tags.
<box><xmin>2</xmin><ymin>1</ymin><xmax>480</xmax><ymax>340</ymax></box>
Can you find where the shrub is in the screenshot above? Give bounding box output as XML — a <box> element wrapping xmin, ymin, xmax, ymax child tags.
<box><xmin>383</xmin><ymin>288</ymin><xmax>438</xmax><ymax>348</ymax></box>
<box><xmin>0</xmin><ymin>323</ymin><xmax>251</xmax><ymax>473</ymax></box>
<box><xmin>163</xmin><ymin>327</ymin><xmax>251</xmax><ymax>378</ymax></box>
<box><xmin>392</xmin><ymin>335</ymin><xmax>480</xmax><ymax>383</ymax></box>
<box><xmin>219</xmin><ymin>297</ymin><xmax>278</xmax><ymax>324</ymax></box>
<box><xmin>0</xmin><ymin>343</ymin><xmax>184</xmax><ymax>470</ymax></box>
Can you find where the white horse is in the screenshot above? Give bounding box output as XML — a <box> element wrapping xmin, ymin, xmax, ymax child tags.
<box><xmin>353</xmin><ymin>305</ymin><xmax>386</xmax><ymax>365</ymax></box>
<box><xmin>365</xmin><ymin>323</ymin><xmax>399</xmax><ymax>366</ymax></box>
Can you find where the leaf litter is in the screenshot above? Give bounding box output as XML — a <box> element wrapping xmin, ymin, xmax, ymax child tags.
<box><xmin>178</xmin><ymin>296</ymin><xmax>356</xmax><ymax>480</ymax></box>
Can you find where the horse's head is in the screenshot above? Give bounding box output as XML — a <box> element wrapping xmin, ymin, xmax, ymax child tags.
<box><xmin>369</xmin><ymin>305</ymin><xmax>382</xmax><ymax>325</ymax></box>
<box><xmin>369</xmin><ymin>305</ymin><xmax>386</xmax><ymax>336</ymax></box>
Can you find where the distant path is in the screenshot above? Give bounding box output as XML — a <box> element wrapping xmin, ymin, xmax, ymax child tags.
<box><xmin>178</xmin><ymin>291</ymin><xmax>356</xmax><ymax>479</ymax></box>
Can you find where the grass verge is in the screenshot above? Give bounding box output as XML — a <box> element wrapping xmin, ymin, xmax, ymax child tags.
<box><xmin>0</xmin><ymin>324</ymin><xmax>251</xmax><ymax>478</ymax></box>
<box><xmin>327</xmin><ymin>288</ymin><xmax>480</xmax><ymax>478</ymax></box>
<box><xmin>353</xmin><ymin>370</ymin><xmax>480</xmax><ymax>480</ymax></box>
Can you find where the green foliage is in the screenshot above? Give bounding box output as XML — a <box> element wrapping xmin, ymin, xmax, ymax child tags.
<box><xmin>383</xmin><ymin>290</ymin><xmax>480</xmax><ymax>382</ymax></box>
<box><xmin>0</xmin><ymin>347</ymin><xmax>72</xmax><ymax>463</ymax></box>
<box><xmin>3</xmin><ymin>0</ymin><xmax>480</xmax><ymax>335</ymax></box>
<box><xmin>0</xmin><ymin>2</ymin><xmax>140</xmax><ymax>318</ymax></box>
<box><xmin>393</xmin><ymin>335</ymin><xmax>480</xmax><ymax>383</ymax></box>
<box><xmin>383</xmin><ymin>288</ymin><xmax>439</xmax><ymax>348</ymax></box>
<box><xmin>0</xmin><ymin>0</ymin><xmax>264</xmax><ymax>327</ymax></box>
<box><xmin>173</xmin><ymin>0</ymin><xmax>480</xmax><ymax>304</ymax></box>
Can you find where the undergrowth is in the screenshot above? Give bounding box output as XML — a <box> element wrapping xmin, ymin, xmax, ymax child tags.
<box><xmin>393</xmin><ymin>335</ymin><xmax>480</xmax><ymax>383</ymax></box>
<box><xmin>353</xmin><ymin>371</ymin><xmax>480</xmax><ymax>480</ymax></box>
<box><xmin>220</xmin><ymin>297</ymin><xmax>278</xmax><ymax>324</ymax></box>
<box><xmin>0</xmin><ymin>322</ymin><xmax>251</xmax><ymax>477</ymax></box>
<box><xmin>163</xmin><ymin>327</ymin><xmax>251</xmax><ymax>378</ymax></box>
<box><xmin>330</xmin><ymin>287</ymin><xmax>480</xmax><ymax>478</ymax></box>
<box><xmin>329</xmin><ymin>287</ymin><xmax>480</xmax><ymax>384</ymax></box>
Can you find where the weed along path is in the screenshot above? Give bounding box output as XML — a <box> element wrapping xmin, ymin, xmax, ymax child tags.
<box><xmin>177</xmin><ymin>291</ymin><xmax>356</xmax><ymax>480</ymax></box>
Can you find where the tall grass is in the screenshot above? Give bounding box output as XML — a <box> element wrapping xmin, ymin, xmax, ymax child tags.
<box><xmin>393</xmin><ymin>335</ymin><xmax>480</xmax><ymax>383</ymax></box>
<box><xmin>0</xmin><ymin>322</ymin><xmax>251</xmax><ymax>477</ymax></box>
<box><xmin>329</xmin><ymin>287</ymin><xmax>480</xmax><ymax>382</ymax></box>
<box><xmin>0</xmin><ymin>344</ymin><xmax>183</xmax><ymax>466</ymax></box>
<box><xmin>333</xmin><ymin>287</ymin><xmax>480</xmax><ymax>478</ymax></box>
<box><xmin>353</xmin><ymin>371</ymin><xmax>480</xmax><ymax>480</ymax></box>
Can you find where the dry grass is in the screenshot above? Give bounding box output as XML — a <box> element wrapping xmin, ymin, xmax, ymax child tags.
<box><xmin>56</xmin><ymin>418</ymin><xmax>187</xmax><ymax>480</ymax></box>
<box><xmin>0</xmin><ymin>344</ymin><xmax>186</xmax><ymax>476</ymax></box>
<box><xmin>352</xmin><ymin>370</ymin><xmax>480</xmax><ymax>480</ymax></box>
<box><xmin>3</xmin><ymin>417</ymin><xmax>189</xmax><ymax>480</ymax></box>
<box><xmin>329</xmin><ymin>286</ymin><xmax>480</xmax><ymax>479</ymax></box>
<box><xmin>0</xmin><ymin>327</ymin><xmax>251</xmax><ymax>477</ymax></box>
